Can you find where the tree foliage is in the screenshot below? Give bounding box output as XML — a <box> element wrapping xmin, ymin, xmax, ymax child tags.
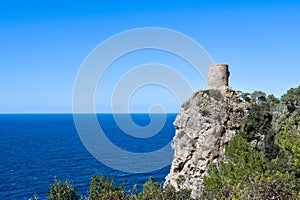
<box><xmin>202</xmin><ymin>87</ymin><xmax>300</xmax><ymax>199</ymax></box>
<box><xmin>138</xmin><ymin>176</ymin><xmax>162</xmax><ymax>200</ymax></box>
<box><xmin>46</xmin><ymin>179</ymin><xmax>78</xmax><ymax>200</ymax></box>
<box><xmin>241</xmin><ymin>91</ymin><xmax>279</xmax><ymax>159</ymax></box>
<box><xmin>202</xmin><ymin>135</ymin><xmax>268</xmax><ymax>199</ymax></box>
<box><xmin>202</xmin><ymin>133</ymin><xmax>300</xmax><ymax>199</ymax></box>
<box><xmin>88</xmin><ymin>174</ymin><xmax>125</xmax><ymax>200</ymax></box>
<box><xmin>281</xmin><ymin>86</ymin><xmax>300</xmax><ymax>104</ymax></box>
<box><xmin>274</xmin><ymin>119</ymin><xmax>300</xmax><ymax>175</ymax></box>
<box><xmin>281</xmin><ymin>86</ymin><xmax>300</xmax><ymax>113</ymax></box>
<box><xmin>45</xmin><ymin>175</ymin><xmax>191</xmax><ymax>200</ymax></box>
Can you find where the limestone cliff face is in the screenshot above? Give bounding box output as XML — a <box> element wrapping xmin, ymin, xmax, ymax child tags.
<box><xmin>165</xmin><ymin>89</ymin><xmax>249</xmax><ymax>198</ymax></box>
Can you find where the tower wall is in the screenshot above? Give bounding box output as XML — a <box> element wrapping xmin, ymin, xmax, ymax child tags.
<box><xmin>207</xmin><ymin>64</ymin><xmax>229</xmax><ymax>96</ymax></box>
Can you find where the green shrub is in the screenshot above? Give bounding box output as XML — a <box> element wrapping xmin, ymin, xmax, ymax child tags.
<box><xmin>202</xmin><ymin>134</ymin><xmax>267</xmax><ymax>199</ymax></box>
<box><xmin>281</xmin><ymin>86</ymin><xmax>300</xmax><ymax>113</ymax></box>
<box><xmin>202</xmin><ymin>132</ymin><xmax>300</xmax><ymax>199</ymax></box>
<box><xmin>274</xmin><ymin>119</ymin><xmax>300</xmax><ymax>175</ymax></box>
<box><xmin>46</xmin><ymin>179</ymin><xmax>78</xmax><ymax>200</ymax></box>
<box><xmin>240</xmin><ymin>93</ymin><xmax>279</xmax><ymax>159</ymax></box>
<box><xmin>202</xmin><ymin>95</ymin><xmax>300</xmax><ymax>199</ymax></box>
<box><xmin>163</xmin><ymin>184</ymin><xmax>192</xmax><ymax>200</ymax></box>
<box><xmin>45</xmin><ymin>175</ymin><xmax>194</xmax><ymax>200</ymax></box>
<box><xmin>138</xmin><ymin>177</ymin><xmax>163</xmax><ymax>200</ymax></box>
<box><xmin>88</xmin><ymin>174</ymin><xmax>125</xmax><ymax>200</ymax></box>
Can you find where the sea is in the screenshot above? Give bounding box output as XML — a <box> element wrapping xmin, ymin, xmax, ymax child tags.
<box><xmin>0</xmin><ymin>113</ymin><xmax>177</xmax><ymax>200</ymax></box>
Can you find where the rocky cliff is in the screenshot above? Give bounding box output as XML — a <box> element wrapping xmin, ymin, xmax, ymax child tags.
<box><xmin>164</xmin><ymin>89</ymin><xmax>250</xmax><ymax>198</ymax></box>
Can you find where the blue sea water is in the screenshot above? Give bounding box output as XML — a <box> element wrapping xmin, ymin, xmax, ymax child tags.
<box><xmin>0</xmin><ymin>114</ymin><xmax>177</xmax><ymax>200</ymax></box>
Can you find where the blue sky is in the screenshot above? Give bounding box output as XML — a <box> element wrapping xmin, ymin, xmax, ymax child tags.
<box><xmin>1</xmin><ymin>0</ymin><xmax>300</xmax><ymax>113</ymax></box>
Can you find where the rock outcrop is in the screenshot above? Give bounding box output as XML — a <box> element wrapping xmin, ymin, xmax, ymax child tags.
<box><xmin>164</xmin><ymin>89</ymin><xmax>250</xmax><ymax>198</ymax></box>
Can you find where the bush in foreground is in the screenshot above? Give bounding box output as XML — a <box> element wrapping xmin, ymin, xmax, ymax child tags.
<box><xmin>46</xmin><ymin>175</ymin><xmax>191</xmax><ymax>200</ymax></box>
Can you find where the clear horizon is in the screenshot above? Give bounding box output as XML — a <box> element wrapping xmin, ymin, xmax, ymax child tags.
<box><xmin>1</xmin><ymin>0</ymin><xmax>300</xmax><ymax>113</ymax></box>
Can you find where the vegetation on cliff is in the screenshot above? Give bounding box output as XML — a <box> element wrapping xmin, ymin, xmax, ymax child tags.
<box><xmin>202</xmin><ymin>87</ymin><xmax>300</xmax><ymax>199</ymax></box>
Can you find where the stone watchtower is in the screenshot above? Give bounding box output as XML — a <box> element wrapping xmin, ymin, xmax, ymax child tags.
<box><xmin>207</xmin><ymin>64</ymin><xmax>230</xmax><ymax>96</ymax></box>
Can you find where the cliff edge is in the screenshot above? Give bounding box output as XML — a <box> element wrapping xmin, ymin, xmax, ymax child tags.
<box><xmin>164</xmin><ymin>89</ymin><xmax>250</xmax><ymax>198</ymax></box>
